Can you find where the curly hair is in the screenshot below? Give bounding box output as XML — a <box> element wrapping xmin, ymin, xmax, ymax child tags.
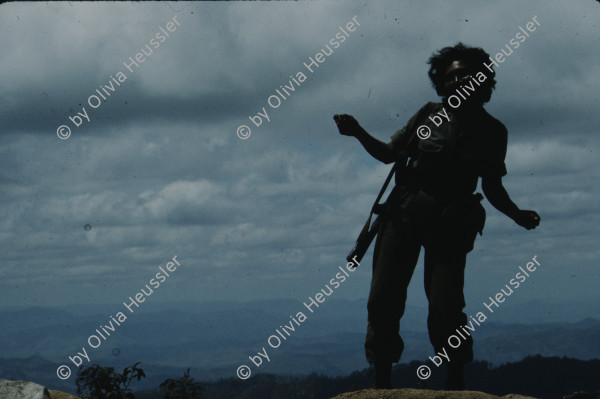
<box><xmin>427</xmin><ymin>42</ymin><xmax>496</xmax><ymax>103</ymax></box>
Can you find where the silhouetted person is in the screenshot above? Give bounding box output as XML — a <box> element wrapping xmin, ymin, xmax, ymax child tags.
<box><xmin>334</xmin><ymin>43</ymin><xmax>540</xmax><ymax>390</ymax></box>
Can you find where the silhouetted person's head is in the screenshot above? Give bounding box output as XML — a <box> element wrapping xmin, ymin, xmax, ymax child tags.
<box><xmin>427</xmin><ymin>43</ymin><xmax>496</xmax><ymax>106</ymax></box>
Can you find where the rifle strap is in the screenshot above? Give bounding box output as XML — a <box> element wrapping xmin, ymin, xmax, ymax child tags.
<box><xmin>356</xmin><ymin>112</ymin><xmax>423</xmax><ymax>243</ymax></box>
<box><xmin>357</xmin><ymin>162</ymin><xmax>399</xmax><ymax>242</ymax></box>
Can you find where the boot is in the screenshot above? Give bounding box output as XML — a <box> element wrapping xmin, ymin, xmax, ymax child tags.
<box><xmin>445</xmin><ymin>363</ymin><xmax>465</xmax><ymax>391</ymax></box>
<box><xmin>375</xmin><ymin>361</ymin><xmax>392</xmax><ymax>389</ymax></box>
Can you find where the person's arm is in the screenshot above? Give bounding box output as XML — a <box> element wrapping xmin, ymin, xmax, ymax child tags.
<box><xmin>481</xmin><ymin>175</ymin><xmax>540</xmax><ymax>230</ymax></box>
<box><xmin>333</xmin><ymin>114</ymin><xmax>397</xmax><ymax>164</ymax></box>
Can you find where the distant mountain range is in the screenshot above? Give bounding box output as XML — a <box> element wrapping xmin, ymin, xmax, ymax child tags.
<box><xmin>1</xmin><ymin>299</ymin><xmax>599</xmax><ymax>394</ymax></box>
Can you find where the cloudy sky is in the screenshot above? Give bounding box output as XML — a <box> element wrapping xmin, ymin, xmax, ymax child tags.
<box><xmin>1</xmin><ymin>0</ymin><xmax>599</xmax><ymax>329</ymax></box>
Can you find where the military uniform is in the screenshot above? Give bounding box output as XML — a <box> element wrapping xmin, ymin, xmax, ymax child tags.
<box><xmin>364</xmin><ymin>101</ymin><xmax>508</xmax><ymax>368</ymax></box>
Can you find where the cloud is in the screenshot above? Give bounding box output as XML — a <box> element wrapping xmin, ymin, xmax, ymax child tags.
<box><xmin>0</xmin><ymin>1</ymin><xmax>598</xmax><ymax>320</ymax></box>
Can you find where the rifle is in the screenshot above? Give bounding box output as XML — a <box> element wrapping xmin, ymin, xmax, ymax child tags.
<box><xmin>346</xmin><ymin>152</ymin><xmax>409</xmax><ymax>266</ymax></box>
<box><xmin>345</xmin><ymin>202</ymin><xmax>387</xmax><ymax>265</ymax></box>
<box><xmin>345</xmin><ymin>103</ymin><xmax>439</xmax><ymax>266</ymax></box>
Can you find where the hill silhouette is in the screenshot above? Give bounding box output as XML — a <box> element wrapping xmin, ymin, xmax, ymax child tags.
<box><xmin>3</xmin><ymin>354</ymin><xmax>599</xmax><ymax>398</ymax></box>
<box><xmin>130</xmin><ymin>355</ymin><xmax>600</xmax><ymax>399</ymax></box>
<box><xmin>331</xmin><ymin>388</ymin><xmax>539</xmax><ymax>399</ymax></box>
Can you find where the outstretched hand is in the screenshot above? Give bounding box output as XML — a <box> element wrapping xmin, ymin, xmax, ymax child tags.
<box><xmin>514</xmin><ymin>210</ymin><xmax>541</xmax><ymax>230</ymax></box>
<box><xmin>333</xmin><ymin>114</ymin><xmax>362</xmax><ymax>137</ymax></box>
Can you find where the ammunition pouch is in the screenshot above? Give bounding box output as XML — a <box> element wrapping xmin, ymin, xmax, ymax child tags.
<box><xmin>440</xmin><ymin>193</ymin><xmax>486</xmax><ymax>253</ymax></box>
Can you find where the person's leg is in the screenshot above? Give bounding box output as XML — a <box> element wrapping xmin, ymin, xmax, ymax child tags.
<box><xmin>423</xmin><ymin>247</ymin><xmax>472</xmax><ymax>390</ymax></box>
<box><xmin>365</xmin><ymin>217</ymin><xmax>421</xmax><ymax>388</ymax></box>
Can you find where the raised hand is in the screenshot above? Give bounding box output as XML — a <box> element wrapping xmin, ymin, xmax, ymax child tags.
<box><xmin>333</xmin><ymin>114</ymin><xmax>363</xmax><ymax>137</ymax></box>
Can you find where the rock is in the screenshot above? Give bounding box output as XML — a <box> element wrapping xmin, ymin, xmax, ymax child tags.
<box><xmin>563</xmin><ymin>393</ymin><xmax>600</xmax><ymax>399</ymax></box>
<box><xmin>330</xmin><ymin>388</ymin><xmax>539</xmax><ymax>399</ymax></box>
<box><xmin>0</xmin><ymin>379</ymin><xmax>80</xmax><ymax>399</ymax></box>
<box><xmin>0</xmin><ymin>379</ymin><xmax>51</xmax><ymax>399</ymax></box>
<box><xmin>48</xmin><ymin>390</ymin><xmax>81</xmax><ymax>399</ymax></box>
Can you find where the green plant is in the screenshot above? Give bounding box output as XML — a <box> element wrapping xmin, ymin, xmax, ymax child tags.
<box><xmin>75</xmin><ymin>362</ymin><xmax>146</xmax><ymax>399</ymax></box>
<box><xmin>159</xmin><ymin>368</ymin><xmax>205</xmax><ymax>399</ymax></box>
